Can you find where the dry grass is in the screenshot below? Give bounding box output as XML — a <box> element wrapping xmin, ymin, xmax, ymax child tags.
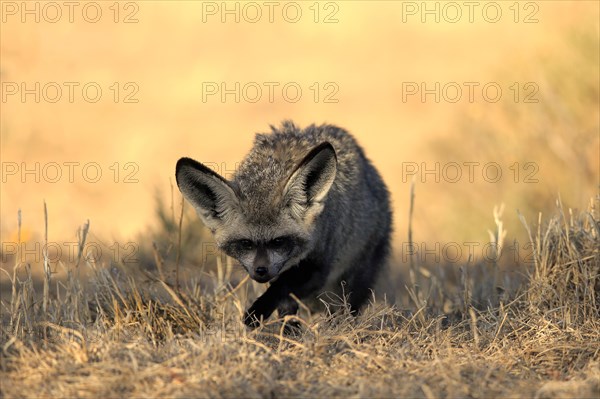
<box><xmin>1</xmin><ymin>197</ymin><xmax>599</xmax><ymax>398</ymax></box>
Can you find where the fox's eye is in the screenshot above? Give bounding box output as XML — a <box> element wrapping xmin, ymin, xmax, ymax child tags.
<box><xmin>238</xmin><ymin>239</ymin><xmax>255</xmax><ymax>251</ymax></box>
<box><xmin>268</xmin><ymin>236</ymin><xmax>291</xmax><ymax>250</ymax></box>
<box><xmin>222</xmin><ymin>239</ymin><xmax>256</xmax><ymax>256</ymax></box>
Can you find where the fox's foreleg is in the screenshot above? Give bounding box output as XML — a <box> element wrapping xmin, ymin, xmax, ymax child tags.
<box><xmin>243</xmin><ymin>259</ymin><xmax>326</xmax><ymax>328</ymax></box>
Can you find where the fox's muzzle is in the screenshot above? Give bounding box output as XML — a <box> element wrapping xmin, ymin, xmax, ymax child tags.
<box><xmin>250</xmin><ymin>247</ymin><xmax>276</xmax><ymax>283</ymax></box>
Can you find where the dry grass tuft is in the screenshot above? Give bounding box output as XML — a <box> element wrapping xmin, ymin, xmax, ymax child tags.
<box><xmin>523</xmin><ymin>198</ymin><xmax>600</xmax><ymax>325</ymax></box>
<box><xmin>1</xmin><ymin>197</ymin><xmax>599</xmax><ymax>398</ymax></box>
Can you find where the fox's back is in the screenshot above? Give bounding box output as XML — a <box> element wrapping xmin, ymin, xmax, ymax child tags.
<box><xmin>233</xmin><ymin>121</ymin><xmax>375</xmax><ymax>208</ymax></box>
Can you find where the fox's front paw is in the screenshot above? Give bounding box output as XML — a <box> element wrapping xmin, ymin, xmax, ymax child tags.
<box><xmin>243</xmin><ymin>309</ymin><xmax>262</xmax><ymax>329</ymax></box>
<box><xmin>282</xmin><ymin>319</ymin><xmax>302</xmax><ymax>335</ymax></box>
<box><xmin>244</xmin><ymin>295</ymin><xmax>278</xmax><ymax>328</ymax></box>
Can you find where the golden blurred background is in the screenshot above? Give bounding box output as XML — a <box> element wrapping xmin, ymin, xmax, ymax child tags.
<box><xmin>1</xmin><ymin>1</ymin><xmax>598</xmax><ymax>269</ymax></box>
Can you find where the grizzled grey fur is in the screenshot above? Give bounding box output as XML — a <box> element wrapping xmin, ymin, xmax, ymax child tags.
<box><xmin>176</xmin><ymin>121</ymin><xmax>392</xmax><ymax>328</ymax></box>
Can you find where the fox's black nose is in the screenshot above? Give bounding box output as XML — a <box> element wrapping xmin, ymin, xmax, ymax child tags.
<box><xmin>255</xmin><ymin>267</ymin><xmax>268</xmax><ymax>276</ymax></box>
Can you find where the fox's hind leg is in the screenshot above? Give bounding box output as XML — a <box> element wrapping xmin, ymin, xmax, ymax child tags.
<box><xmin>345</xmin><ymin>232</ymin><xmax>391</xmax><ymax>314</ymax></box>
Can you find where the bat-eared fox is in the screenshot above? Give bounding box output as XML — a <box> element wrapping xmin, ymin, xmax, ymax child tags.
<box><xmin>176</xmin><ymin>121</ymin><xmax>392</xmax><ymax>328</ymax></box>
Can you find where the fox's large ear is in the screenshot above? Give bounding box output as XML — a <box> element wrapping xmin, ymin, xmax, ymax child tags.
<box><xmin>283</xmin><ymin>142</ymin><xmax>337</xmax><ymax>220</ymax></box>
<box><xmin>175</xmin><ymin>157</ymin><xmax>240</xmax><ymax>229</ymax></box>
